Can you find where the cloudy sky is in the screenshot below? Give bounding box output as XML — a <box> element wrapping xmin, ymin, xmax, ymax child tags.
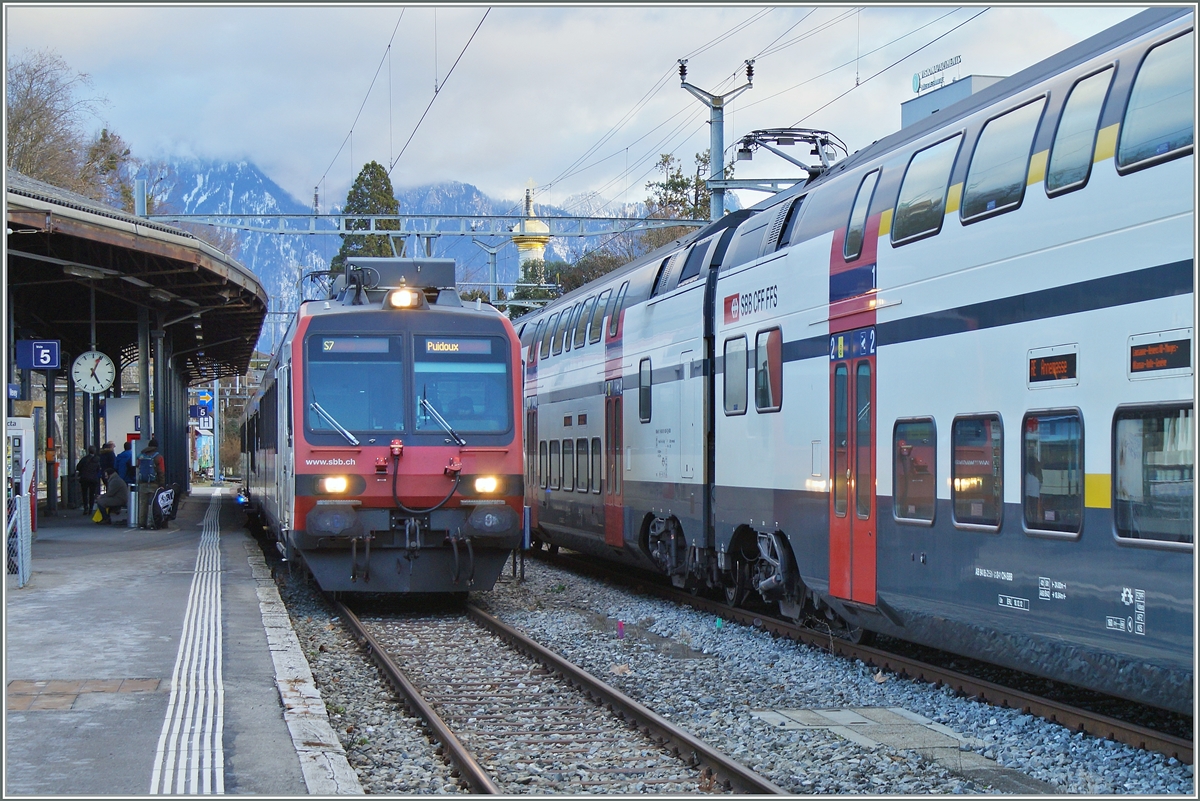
<box><xmin>5</xmin><ymin>4</ymin><xmax>1151</xmax><ymax>213</ymax></box>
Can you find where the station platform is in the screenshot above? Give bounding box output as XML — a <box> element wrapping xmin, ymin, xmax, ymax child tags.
<box><xmin>4</xmin><ymin>485</ymin><xmax>361</xmax><ymax>796</ymax></box>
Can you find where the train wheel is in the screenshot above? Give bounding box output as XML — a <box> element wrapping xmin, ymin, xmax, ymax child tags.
<box><xmin>837</xmin><ymin>625</ymin><xmax>875</xmax><ymax>646</ymax></box>
<box><xmin>723</xmin><ymin>562</ymin><xmax>749</xmax><ymax>607</ymax></box>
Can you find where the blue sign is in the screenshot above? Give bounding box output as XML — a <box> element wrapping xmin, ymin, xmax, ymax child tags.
<box><xmin>8</xmin><ymin>383</ymin><xmax>20</xmax><ymax>400</ymax></box>
<box><xmin>829</xmin><ymin>327</ymin><xmax>876</xmax><ymax>361</ymax></box>
<box><xmin>197</xmin><ymin>405</ymin><xmax>211</xmax><ymax>418</ymax></box>
<box><xmin>16</xmin><ymin>340</ymin><xmax>60</xmax><ymax>370</ymax></box>
<box><xmin>134</xmin><ymin>415</ymin><xmax>141</xmax><ymax>432</ymax></box>
<box><xmin>196</xmin><ymin>389</ymin><xmax>213</xmax><ymax>405</ymax></box>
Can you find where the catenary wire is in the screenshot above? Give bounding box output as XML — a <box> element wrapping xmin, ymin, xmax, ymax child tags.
<box><xmin>791</xmin><ymin>8</ymin><xmax>988</xmax><ymax>127</ymax></box>
<box><xmin>316</xmin><ymin>11</ymin><xmax>405</xmax><ymax>198</ymax></box>
<box><xmin>388</xmin><ymin>8</ymin><xmax>490</xmax><ymax>178</ymax></box>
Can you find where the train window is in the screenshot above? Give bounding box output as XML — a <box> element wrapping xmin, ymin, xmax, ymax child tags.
<box><xmin>608</xmin><ymin>281</ymin><xmax>629</xmax><ymax>337</ymax></box>
<box><xmin>891</xmin><ymin>134</ymin><xmax>962</xmax><ymax>245</ymax></box>
<box><xmin>552</xmin><ymin>309</ymin><xmax>571</xmax><ymax>355</ymax></box>
<box><xmin>677</xmin><ymin>238</ymin><xmax>712</xmax><ymax>286</ymax></box>
<box><xmin>562</xmin><ymin>439</ymin><xmax>574</xmax><ymax>491</ymax></box>
<box><xmin>540</xmin><ymin>313</ymin><xmax>558</xmax><ymax>359</ymax></box>
<box><xmin>1114</xmin><ymin>404</ymin><xmax>1193</xmax><ymax>544</ymax></box>
<box><xmin>894</xmin><ymin>419</ymin><xmax>936</xmax><ymax>523</ymax></box>
<box><xmin>414</xmin><ymin>336</ymin><xmax>511</xmax><ymax>434</ymax></box>
<box><xmin>855</xmin><ymin>361</ymin><xmax>872</xmax><ymax>519</ymax></box>
<box><xmin>591</xmin><ymin>437</ymin><xmax>602</xmax><ymax>493</ymax></box>
<box><xmin>285</xmin><ymin>366</ymin><xmax>294</xmax><ymax>444</ymax></box>
<box><xmin>1022</xmin><ymin>410</ymin><xmax>1083</xmax><ymax>536</ymax></box>
<box><xmin>1117</xmin><ymin>31</ymin><xmax>1194</xmax><ymax>172</ymax></box>
<box><xmin>530</xmin><ymin>319</ymin><xmax>545</xmax><ymax>361</ymax></box>
<box><xmin>639</xmin><ymin>358</ymin><xmax>652</xmax><ymax>423</ymax></box>
<box><xmin>574</xmin><ymin>297</ymin><xmax>596</xmax><ymax>348</ymax></box>
<box><xmin>777</xmin><ymin>195</ymin><xmax>807</xmax><ymax>250</ymax></box>
<box><xmin>843</xmin><ymin>172</ymin><xmax>879</xmax><ymax>261</ymax></box>
<box><xmin>576</xmin><ymin>438</ymin><xmax>588</xmax><ymax>492</ymax></box>
<box><xmin>833</xmin><ymin>365</ymin><xmax>848</xmax><ymax>516</ymax></box>
<box><xmin>588</xmin><ymin>289</ymin><xmax>612</xmax><ymax>343</ymax></box>
<box><xmin>1046</xmin><ymin>67</ymin><xmax>1113</xmax><ymax>194</ymax></box>
<box><xmin>539</xmin><ymin>440</ymin><xmax>547</xmax><ymax>488</ymax></box>
<box><xmin>754</xmin><ymin>328</ymin><xmax>783</xmax><ymax>413</ymax></box>
<box><xmin>549</xmin><ymin>440</ymin><xmax>561</xmax><ymax>490</ymax></box>
<box><xmin>724</xmin><ymin>337</ymin><xmax>748</xmax><ymax>415</ymax></box>
<box><xmin>305</xmin><ymin>335</ymin><xmax>405</xmax><ymax>438</ymax></box>
<box><xmin>951</xmin><ymin>415</ymin><xmax>1003</xmax><ymax>529</ymax></box>
<box><xmin>962</xmin><ymin>98</ymin><xmax>1046</xmax><ymax>222</ymax></box>
<box><xmin>562</xmin><ymin>304</ymin><xmax>581</xmax><ymax>353</ymax></box>
<box><xmin>569</xmin><ymin>302</ymin><xmax>584</xmax><ymax>347</ymax></box>
<box><xmin>613</xmin><ymin>397</ymin><xmax>624</xmax><ymax>495</ymax></box>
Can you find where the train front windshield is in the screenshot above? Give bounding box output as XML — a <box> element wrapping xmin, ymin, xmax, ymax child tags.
<box><xmin>306</xmin><ymin>335</ymin><xmax>406</xmax><ymax>436</ymax></box>
<box><xmin>414</xmin><ymin>336</ymin><xmax>511</xmax><ymax>434</ymax></box>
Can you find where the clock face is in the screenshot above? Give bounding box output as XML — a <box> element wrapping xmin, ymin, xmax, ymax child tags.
<box><xmin>71</xmin><ymin>351</ymin><xmax>116</xmax><ymax>394</ymax></box>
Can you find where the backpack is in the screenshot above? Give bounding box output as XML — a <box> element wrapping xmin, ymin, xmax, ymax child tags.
<box><xmin>151</xmin><ymin>486</ymin><xmax>176</xmax><ymax>529</ymax></box>
<box><xmin>137</xmin><ymin>451</ymin><xmax>158</xmax><ymax>484</ymax></box>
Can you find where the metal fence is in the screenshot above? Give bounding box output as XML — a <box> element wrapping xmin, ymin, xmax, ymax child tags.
<box><xmin>6</xmin><ymin>494</ymin><xmax>33</xmax><ymax>588</ymax></box>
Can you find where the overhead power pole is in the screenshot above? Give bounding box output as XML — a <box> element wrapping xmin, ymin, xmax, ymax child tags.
<box><xmin>472</xmin><ymin>239</ymin><xmax>505</xmax><ymax>303</ymax></box>
<box><xmin>679</xmin><ymin>59</ymin><xmax>754</xmax><ymax>221</ymax></box>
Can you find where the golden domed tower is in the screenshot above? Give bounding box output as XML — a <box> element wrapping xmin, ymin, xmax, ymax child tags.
<box><xmin>511</xmin><ymin>186</ymin><xmax>550</xmax><ymax>266</ymax></box>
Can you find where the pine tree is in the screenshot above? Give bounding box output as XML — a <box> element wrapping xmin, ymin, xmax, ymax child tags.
<box><xmin>331</xmin><ymin>161</ymin><xmax>400</xmax><ymax>271</ymax></box>
<box><xmin>639</xmin><ymin>149</ymin><xmax>730</xmax><ymax>252</ymax></box>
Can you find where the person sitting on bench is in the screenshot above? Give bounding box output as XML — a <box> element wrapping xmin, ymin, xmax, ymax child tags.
<box><xmin>96</xmin><ymin>468</ymin><xmax>129</xmax><ymax>525</ymax></box>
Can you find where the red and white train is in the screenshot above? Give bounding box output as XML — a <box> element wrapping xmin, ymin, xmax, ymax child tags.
<box><xmin>517</xmin><ymin>8</ymin><xmax>1193</xmax><ymax>714</ymax></box>
<box><xmin>240</xmin><ymin>258</ymin><xmax>525</xmax><ymax>595</ymax></box>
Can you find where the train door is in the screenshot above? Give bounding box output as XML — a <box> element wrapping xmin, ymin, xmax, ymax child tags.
<box><xmin>603</xmin><ymin>381</ymin><xmax>623</xmax><ymax>547</ymax></box>
<box><xmin>525</xmin><ymin>399</ymin><xmax>538</xmax><ymax>528</ymax></box>
<box><xmin>829</xmin><ymin>326</ymin><xmax>876</xmax><ymax>605</ymax></box>
<box><xmin>278</xmin><ymin>363</ymin><xmax>294</xmax><ymax>531</ymax></box>
<box><xmin>680</xmin><ymin>350</ymin><xmax>697</xmax><ymax>480</ymax></box>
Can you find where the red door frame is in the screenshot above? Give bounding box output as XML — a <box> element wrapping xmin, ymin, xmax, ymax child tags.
<box><xmin>828</xmin><ymin>328</ymin><xmax>877</xmax><ymax>605</ymax></box>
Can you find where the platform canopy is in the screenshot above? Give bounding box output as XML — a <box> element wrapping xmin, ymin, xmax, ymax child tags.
<box><xmin>6</xmin><ymin>168</ymin><xmax>269</xmax><ymax>381</ymax></box>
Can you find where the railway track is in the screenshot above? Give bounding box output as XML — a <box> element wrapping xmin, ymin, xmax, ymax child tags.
<box><xmin>537</xmin><ymin>549</ymin><xmax>1193</xmax><ymax>766</ymax></box>
<box><xmin>330</xmin><ymin>596</ymin><xmax>785</xmax><ymax>794</ymax></box>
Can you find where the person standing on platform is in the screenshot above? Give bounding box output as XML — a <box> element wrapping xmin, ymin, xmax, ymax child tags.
<box><xmin>95</xmin><ymin>468</ymin><xmax>129</xmax><ymax>524</ymax></box>
<box><xmin>76</xmin><ymin>445</ymin><xmax>101</xmax><ymax>514</ymax></box>
<box><xmin>136</xmin><ymin>437</ymin><xmax>166</xmax><ymax>528</ymax></box>
<box><xmin>98</xmin><ymin>441</ymin><xmax>116</xmax><ymax>475</ymax></box>
<box><xmin>114</xmin><ymin>441</ymin><xmax>134</xmax><ymax>485</ymax></box>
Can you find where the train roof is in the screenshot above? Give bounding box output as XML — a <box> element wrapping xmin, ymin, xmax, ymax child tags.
<box><xmin>789</xmin><ymin>7</ymin><xmax>1194</xmax><ymax>197</ymax></box>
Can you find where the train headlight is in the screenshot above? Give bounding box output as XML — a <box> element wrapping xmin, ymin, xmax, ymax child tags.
<box><xmin>474</xmin><ymin>476</ymin><xmax>499</xmax><ymax>494</ymax></box>
<box><xmin>319</xmin><ymin>475</ymin><xmax>350</xmax><ymax>494</ymax></box>
<box><xmin>387</xmin><ymin>288</ymin><xmax>419</xmax><ymax>308</ymax></box>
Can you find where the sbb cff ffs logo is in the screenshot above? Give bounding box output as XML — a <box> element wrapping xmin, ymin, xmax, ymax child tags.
<box><xmin>723</xmin><ymin>285</ymin><xmax>778</xmax><ymax>324</ymax></box>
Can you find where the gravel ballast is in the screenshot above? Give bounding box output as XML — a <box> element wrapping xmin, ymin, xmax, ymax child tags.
<box><xmin>278</xmin><ymin>555</ymin><xmax>1193</xmax><ymax>795</ymax></box>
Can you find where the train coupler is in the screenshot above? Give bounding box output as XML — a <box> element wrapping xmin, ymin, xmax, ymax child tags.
<box><xmin>402</xmin><ymin>518</ymin><xmax>422</xmax><ymax>561</ymax></box>
<box><xmin>349</xmin><ymin>534</ymin><xmax>372</xmax><ymax>583</ymax></box>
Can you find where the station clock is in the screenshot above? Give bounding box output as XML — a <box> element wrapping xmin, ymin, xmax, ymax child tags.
<box><xmin>71</xmin><ymin>350</ymin><xmax>116</xmax><ymax>394</ymax></box>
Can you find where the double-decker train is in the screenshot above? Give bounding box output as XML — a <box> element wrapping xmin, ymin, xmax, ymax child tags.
<box><xmin>240</xmin><ymin>258</ymin><xmax>525</xmax><ymax>594</ymax></box>
<box><xmin>517</xmin><ymin>7</ymin><xmax>1194</xmax><ymax>714</ymax></box>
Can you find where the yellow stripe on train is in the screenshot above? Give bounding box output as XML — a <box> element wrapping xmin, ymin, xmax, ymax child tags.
<box><xmin>1085</xmin><ymin>473</ymin><xmax>1112</xmax><ymax>509</ymax></box>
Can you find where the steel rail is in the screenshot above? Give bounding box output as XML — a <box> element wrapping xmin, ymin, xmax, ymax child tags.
<box><xmin>466</xmin><ymin>603</ymin><xmax>788</xmax><ymax>794</ymax></box>
<box><xmin>542</xmin><ymin>551</ymin><xmax>1193</xmax><ymax>765</ymax></box>
<box><xmin>330</xmin><ymin>598</ymin><xmax>500</xmax><ymax>794</ymax></box>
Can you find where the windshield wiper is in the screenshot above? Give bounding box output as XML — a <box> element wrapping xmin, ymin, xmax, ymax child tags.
<box><xmin>420</xmin><ymin>397</ymin><xmax>466</xmax><ymax>446</ymax></box>
<box><xmin>309</xmin><ymin>401</ymin><xmax>360</xmax><ymax>446</ymax></box>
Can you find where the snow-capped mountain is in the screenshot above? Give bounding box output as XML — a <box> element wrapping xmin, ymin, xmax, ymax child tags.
<box><xmin>156</xmin><ymin>158</ymin><xmax>330</xmax><ymax>318</ymax></box>
<box><xmin>152</xmin><ymin>158</ymin><xmax>729</xmax><ymax>347</ymax></box>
